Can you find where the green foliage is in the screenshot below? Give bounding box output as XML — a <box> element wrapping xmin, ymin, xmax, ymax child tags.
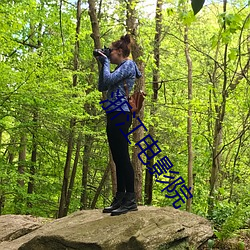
<box><xmin>238</xmin><ymin>241</ymin><xmax>245</xmax><ymax>250</ymax></box>
<box><xmin>209</xmin><ymin>200</ymin><xmax>236</xmax><ymax>226</ymax></box>
<box><xmin>214</xmin><ymin>205</ymin><xmax>250</xmax><ymax>240</ymax></box>
<box><xmin>0</xmin><ymin>0</ymin><xmax>249</xmax><ymax>232</ymax></box>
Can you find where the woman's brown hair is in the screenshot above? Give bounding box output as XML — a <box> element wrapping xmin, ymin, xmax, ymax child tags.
<box><xmin>112</xmin><ymin>34</ymin><xmax>131</xmax><ymax>57</ymax></box>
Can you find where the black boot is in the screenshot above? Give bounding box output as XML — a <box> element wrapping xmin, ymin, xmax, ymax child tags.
<box><xmin>110</xmin><ymin>192</ymin><xmax>138</xmax><ymax>216</ymax></box>
<box><xmin>102</xmin><ymin>191</ymin><xmax>125</xmax><ymax>213</ymax></box>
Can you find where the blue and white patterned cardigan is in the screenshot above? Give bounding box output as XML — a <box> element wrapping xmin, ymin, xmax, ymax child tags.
<box><xmin>98</xmin><ymin>58</ymin><xmax>142</xmax><ymax>112</ymax></box>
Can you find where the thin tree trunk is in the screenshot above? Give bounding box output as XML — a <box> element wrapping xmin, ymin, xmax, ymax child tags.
<box><xmin>88</xmin><ymin>0</ymin><xmax>101</xmax><ymax>49</ymax></box>
<box><xmin>126</xmin><ymin>0</ymin><xmax>145</xmax><ymax>203</ymax></box>
<box><xmin>7</xmin><ymin>137</ymin><xmax>15</xmax><ymax>164</ymax></box>
<box><xmin>58</xmin><ymin>119</ymin><xmax>75</xmax><ymax>218</ymax></box>
<box><xmin>72</xmin><ymin>0</ymin><xmax>81</xmax><ymax>88</ymax></box>
<box><xmin>109</xmin><ymin>150</ymin><xmax>117</xmax><ymax>196</ymax></box>
<box><xmin>64</xmin><ymin>0</ymin><xmax>82</xmax><ymax>217</ymax></box>
<box><xmin>184</xmin><ymin>25</ymin><xmax>193</xmax><ymax>212</ymax></box>
<box><xmin>18</xmin><ymin>135</ymin><xmax>26</xmax><ymax>187</ymax></box>
<box><xmin>228</xmin><ymin>32</ymin><xmax>250</xmax><ymax>199</ymax></box>
<box><xmin>27</xmin><ymin>21</ymin><xmax>36</xmax><ymax>207</ymax></box>
<box><xmin>0</xmin><ymin>127</ymin><xmax>4</xmax><ymax>213</ymax></box>
<box><xmin>27</xmin><ymin>110</ymin><xmax>38</xmax><ymax>206</ymax></box>
<box><xmin>144</xmin><ymin>0</ymin><xmax>162</xmax><ymax>205</ymax></box>
<box><xmin>15</xmin><ymin>134</ymin><xmax>27</xmax><ymax>214</ymax></box>
<box><xmin>208</xmin><ymin>0</ymin><xmax>227</xmax><ymax>216</ymax></box>
<box><xmin>27</xmin><ymin>2</ymin><xmax>43</xmax><ymax>205</ymax></box>
<box><xmin>91</xmin><ymin>163</ymin><xmax>110</xmax><ymax>209</ymax></box>
<box><xmin>0</xmin><ymin>193</ymin><xmax>4</xmax><ymax>215</ymax></box>
<box><xmin>80</xmin><ymin>135</ymin><xmax>93</xmax><ymax>210</ymax></box>
<box><xmin>0</xmin><ymin>129</ymin><xmax>5</xmax><ymax>214</ymax></box>
<box><xmin>0</xmin><ymin>129</ymin><xmax>2</xmax><ymax>148</ymax></box>
<box><xmin>64</xmin><ymin>133</ymin><xmax>82</xmax><ymax>215</ymax></box>
<box><xmin>28</xmin><ymin>130</ymin><xmax>36</xmax><ymax>194</ymax></box>
<box><xmin>87</xmin><ymin>0</ymin><xmax>117</xmax><ymax>200</ymax></box>
<box><xmin>207</xmin><ymin>13</ymin><xmax>220</xmax><ymax>213</ymax></box>
<box><xmin>58</xmin><ymin>0</ymin><xmax>81</xmax><ymax>218</ymax></box>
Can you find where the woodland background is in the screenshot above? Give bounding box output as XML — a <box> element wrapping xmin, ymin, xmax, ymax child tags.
<box><xmin>0</xmin><ymin>0</ymin><xmax>249</xmax><ymax>244</ymax></box>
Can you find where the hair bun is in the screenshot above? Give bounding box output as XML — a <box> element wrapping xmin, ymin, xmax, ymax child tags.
<box><xmin>120</xmin><ymin>34</ymin><xmax>131</xmax><ymax>45</ymax></box>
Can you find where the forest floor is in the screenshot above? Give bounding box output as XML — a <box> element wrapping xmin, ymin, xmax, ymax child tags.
<box><xmin>200</xmin><ymin>230</ymin><xmax>250</xmax><ymax>249</ymax></box>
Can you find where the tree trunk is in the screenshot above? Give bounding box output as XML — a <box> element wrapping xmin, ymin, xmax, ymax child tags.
<box><xmin>2</xmin><ymin>136</ymin><xmax>16</xmax><ymax>214</ymax></box>
<box><xmin>87</xmin><ymin>0</ymin><xmax>116</xmax><ymax>200</ymax></box>
<box><xmin>208</xmin><ymin>0</ymin><xmax>227</xmax><ymax>216</ymax></box>
<box><xmin>0</xmin><ymin>193</ymin><xmax>4</xmax><ymax>215</ymax></box>
<box><xmin>0</xmin><ymin>129</ymin><xmax>2</xmax><ymax>148</ymax></box>
<box><xmin>229</xmin><ymin>32</ymin><xmax>250</xmax><ymax>201</ymax></box>
<box><xmin>7</xmin><ymin>137</ymin><xmax>15</xmax><ymax>164</ymax></box>
<box><xmin>15</xmin><ymin>134</ymin><xmax>27</xmax><ymax>214</ymax></box>
<box><xmin>126</xmin><ymin>0</ymin><xmax>145</xmax><ymax>203</ymax></box>
<box><xmin>0</xmin><ymin>129</ymin><xmax>4</xmax><ymax>214</ymax></box>
<box><xmin>18</xmin><ymin>135</ymin><xmax>26</xmax><ymax>187</ymax></box>
<box><xmin>0</xmin><ymin>126</ymin><xmax>4</xmax><ymax>213</ymax></box>
<box><xmin>72</xmin><ymin>0</ymin><xmax>81</xmax><ymax>88</ymax></box>
<box><xmin>27</xmin><ymin>5</ymin><xmax>43</xmax><ymax>207</ymax></box>
<box><xmin>80</xmin><ymin>135</ymin><xmax>93</xmax><ymax>210</ymax></box>
<box><xmin>109</xmin><ymin>150</ymin><xmax>117</xmax><ymax>196</ymax></box>
<box><xmin>64</xmin><ymin>133</ymin><xmax>82</xmax><ymax>215</ymax></box>
<box><xmin>144</xmin><ymin>0</ymin><xmax>162</xmax><ymax>205</ymax></box>
<box><xmin>58</xmin><ymin>0</ymin><xmax>81</xmax><ymax>218</ymax></box>
<box><xmin>184</xmin><ymin>25</ymin><xmax>193</xmax><ymax>212</ymax></box>
<box><xmin>91</xmin><ymin>163</ymin><xmax>110</xmax><ymax>209</ymax></box>
<box><xmin>208</xmin><ymin>11</ymin><xmax>250</xmax><ymax>215</ymax></box>
<box><xmin>27</xmin><ymin>110</ymin><xmax>38</xmax><ymax>206</ymax></box>
<box><xmin>58</xmin><ymin>119</ymin><xmax>75</xmax><ymax>218</ymax></box>
<box><xmin>87</xmin><ymin>0</ymin><xmax>101</xmax><ymax>49</ymax></box>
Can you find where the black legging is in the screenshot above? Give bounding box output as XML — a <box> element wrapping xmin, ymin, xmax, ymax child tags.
<box><xmin>106</xmin><ymin>111</ymin><xmax>134</xmax><ymax>192</ymax></box>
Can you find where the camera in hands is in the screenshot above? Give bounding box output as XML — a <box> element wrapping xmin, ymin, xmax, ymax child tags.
<box><xmin>93</xmin><ymin>46</ymin><xmax>111</xmax><ymax>58</ymax></box>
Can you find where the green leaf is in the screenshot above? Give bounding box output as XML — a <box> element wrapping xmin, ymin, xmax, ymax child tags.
<box><xmin>191</xmin><ymin>0</ymin><xmax>205</xmax><ymax>15</ymax></box>
<box><xmin>210</xmin><ymin>34</ymin><xmax>218</xmax><ymax>49</ymax></box>
<box><xmin>181</xmin><ymin>10</ymin><xmax>196</xmax><ymax>26</ymax></box>
<box><xmin>228</xmin><ymin>48</ymin><xmax>238</xmax><ymax>61</ymax></box>
<box><xmin>214</xmin><ymin>231</ymin><xmax>223</xmax><ymax>240</ymax></box>
<box><xmin>221</xmin><ymin>29</ymin><xmax>232</xmax><ymax>44</ymax></box>
<box><xmin>218</xmin><ymin>187</ymin><xmax>225</xmax><ymax>195</ymax></box>
<box><xmin>167</xmin><ymin>8</ymin><xmax>174</xmax><ymax>16</ymax></box>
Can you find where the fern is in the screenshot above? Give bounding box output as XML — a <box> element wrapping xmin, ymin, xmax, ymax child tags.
<box><xmin>215</xmin><ymin>205</ymin><xmax>249</xmax><ymax>240</ymax></box>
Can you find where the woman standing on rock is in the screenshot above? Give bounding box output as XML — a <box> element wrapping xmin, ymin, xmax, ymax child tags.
<box><xmin>95</xmin><ymin>34</ymin><xmax>141</xmax><ymax>216</ymax></box>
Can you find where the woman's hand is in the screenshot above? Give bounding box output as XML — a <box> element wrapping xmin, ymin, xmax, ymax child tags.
<box><xmin>96</xmin><ymin>51</ymin><xmax>108</xmax><ymax>64</ymax></box>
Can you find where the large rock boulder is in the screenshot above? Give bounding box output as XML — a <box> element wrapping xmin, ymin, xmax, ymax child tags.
<box><xmin>0</xmin><ymin>214</ymin><xmax>50</xmax><ymax>243</ymax></box>
<box><xmin>0</xmin><ymin>206</ymin><xmax>213</xmax><ymax>250</ymax></box>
